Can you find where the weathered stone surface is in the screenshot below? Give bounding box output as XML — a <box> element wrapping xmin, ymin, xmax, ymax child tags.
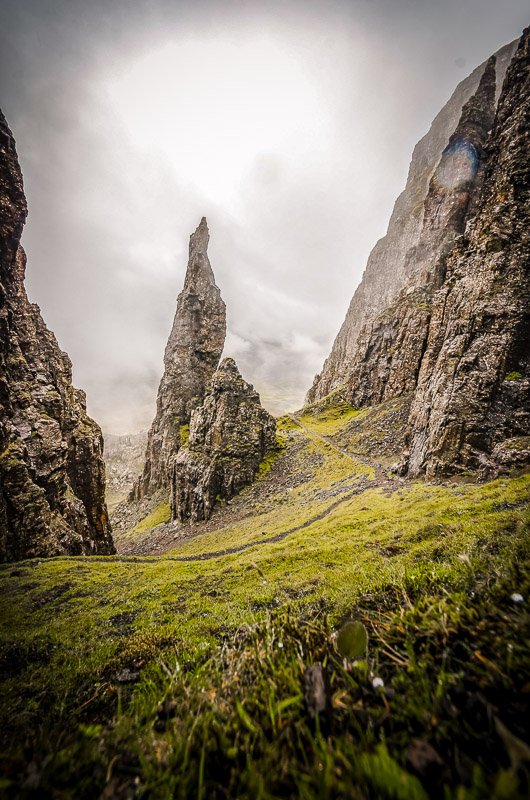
<box><xmin>343</xmin><ymin>53</ymin><xmax>497</xmax><ymax>410</ymax></box>
<box><xmin>407</xmin><ymin>30</ymin><xmax>530</xmax><ymax>477</ymax></box>
<box><xmin>133</xmin><ymin>218</ymin><xmax>226</xmax><ymax>499</ymax></box>
<box><xmin>307</xmin><ymin>40</ymin><xmax>518</xmax><ymax>404</ymax></box>
<box><xmin>307</xmin><ymin>30</ymin><xmax>530</xmax><ymax>480</ymax></box>
<box><xmin>172</xmin><ymin>358</ymin><xmax>276</xmax><ymax>522</ymax></box>
<box><xmin>0</xmin><ymin>110</ymin><xmax>114</xmax><ymax>561</ymax></box>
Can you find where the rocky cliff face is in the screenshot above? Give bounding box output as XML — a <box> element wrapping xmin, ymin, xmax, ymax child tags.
<box><xmin>0</xmin><ymin>110</ymin><xmax>114</xmax><ymax>561</ymax></box>
<box><xmin>343</xmin><ymin>54</ymin><xmax>497</xmax><ymax>410</ymax></box>
<box><xmin>172</xmin><ymin>358</ymin><xmax>276</xmax><ymax>522</ymax></box>
<box><xmin>407</xmin><ymin>30</ymin><xmax>530</xmax><ymax>477</ymax></box>
<box><xmin>133</xmin><ymin>218</ymin><xmax>226</xmax><ymax>500</ymax></box>
<box><xmin>307</xmin><ymin>30</ymin><xmax>529</xmax><ymax>479</ymax></box>
<box><xmin>307</xmin><ymin>39</ymin><xmax>518</xmax><ymax>404</ymax></box>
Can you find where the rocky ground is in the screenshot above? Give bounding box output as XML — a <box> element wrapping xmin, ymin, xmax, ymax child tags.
<box><xmin>113</xmin><ymin>396</ymin><xmax>411</xmax><ymax>558</ymax></box>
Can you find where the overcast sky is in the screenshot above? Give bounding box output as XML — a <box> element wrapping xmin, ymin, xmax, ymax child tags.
<box><xmin>1</xmin><ymin>0</ymin><xmax>527</xmax><ymax>433</ymax></box>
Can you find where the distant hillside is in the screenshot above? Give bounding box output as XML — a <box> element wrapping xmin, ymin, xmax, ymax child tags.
<box><xmin>104</xmin><ymin>431</ymin><xmax>147</xmax><ymax>510</ymax></box>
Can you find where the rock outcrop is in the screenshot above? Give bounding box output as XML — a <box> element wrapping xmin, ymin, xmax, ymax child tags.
<box><xmin>133</xmin><ymin>218</ymin><xmax>226</xmax><ymax>499</ymax></box>
<box><xmin>407</xmin><ymin>30</ymin><xmax>530</xmax><ymax>477</ymax></box>
<box><xmin>307</xmin><ymin>30</ymin><xmax>530</xmax><ymax>479</ymax></box>
<box><xmin>342</xmin><ymin>53</ymin><xmax>497</xmax><ymax>410</ymax></box>
<box><xmin>172</xmin><ymin>358</ymin><xmax>276</xmax><ymax>522</ymax></box>
<box><xmin>105</xmin><ymin>431</ymin><xmax>147</xmax><ymax>508</ymax></box>
<box><xmin>0</xmin><ymin>110</ymin><xmax>114</xmax><ymax>561</ymax></box>
<box><xmin>132</xmin><ymin>221</ymin><xmax>275</xmax><ymax>522</ymax></box>
<box><xmin>307</xmin><ymin>39</ymin><xmax>518</xmax><ymax>404</ymax></box>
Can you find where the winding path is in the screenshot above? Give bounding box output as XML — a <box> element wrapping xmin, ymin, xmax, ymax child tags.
<box><xmin>5</xmin><ymin>418</ymin><xmax>403</xmax><ymax>569</ymax></box>
<box><xmin>287</xmin><ymin>414</ymin><xmax>398</xmax><ymax>486</ymax></box>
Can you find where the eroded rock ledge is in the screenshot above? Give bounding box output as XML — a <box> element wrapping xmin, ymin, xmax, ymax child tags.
<box><xmin>171</xmin><ymin>358</ymin><xmax>277</xmax><ymax>522</ymax></box>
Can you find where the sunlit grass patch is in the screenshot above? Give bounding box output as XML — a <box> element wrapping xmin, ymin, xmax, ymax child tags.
<box><xmin>132</xmin><ymin>502</ymin><xmax>171</xmax><ymax>533</ymax></box>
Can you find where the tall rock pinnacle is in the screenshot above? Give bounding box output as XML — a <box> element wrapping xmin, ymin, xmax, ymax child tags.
<box><xmin>0</xmin><ymin>110</ymin><xmax>114</xmax><ymax>561</ymax></box>
<box><xmin>134</xmin><ymin>218</ymin><xmax>227</xmax><ymax>498</ymax></box>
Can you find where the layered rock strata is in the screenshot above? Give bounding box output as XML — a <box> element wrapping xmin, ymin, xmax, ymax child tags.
<box><xmin>172</xmin><ymin>358</ymin><xmax>276</xmax><ymax>522</ymax></box>
<box><xmin>0</xmin><ymin>110</ymin><xmax>114</xmax><ymax>561</ymax></box>
<box><xmin>133</xmin><ymin>218</ymin><xmax>226</xmax><ymax>499</ymax></box>
<box><xmin>307</xmin><ymin>39</ymin><xmax>518</xmax><ymax>404</ymax></box>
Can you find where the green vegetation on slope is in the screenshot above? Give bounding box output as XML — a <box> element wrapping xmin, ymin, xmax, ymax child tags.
<box><xmin>132</xmin><ymin>503</ymin><xmax>171</xmax><ymax>534</ymax></box>
<box><xmin>0</xmin><ymin>399</ymin><xmax>529</xmax><ymax>798</ymax></box>
<box><xmin>297</xmin><ymin>389</ymin><xmax>362</xmax><ymax>436</ymax></box>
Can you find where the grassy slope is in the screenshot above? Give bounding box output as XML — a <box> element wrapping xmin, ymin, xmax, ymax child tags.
<box><xmin>0</xmin><ymin>399</ymin><xmax>529</xmax><ymax>798</ymax></box>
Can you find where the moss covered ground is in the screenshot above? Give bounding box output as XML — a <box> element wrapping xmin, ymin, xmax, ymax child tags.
<box><xmin>0</xmin><ymin>399</ymin><xmax>529</xmax><ymax>798</ymax></box>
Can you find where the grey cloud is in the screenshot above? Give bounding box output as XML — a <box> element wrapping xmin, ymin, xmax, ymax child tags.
<box><xmin>1</xmin><ymin>0</ymin><xmax>527</xmax><ymax>433</ymax></box>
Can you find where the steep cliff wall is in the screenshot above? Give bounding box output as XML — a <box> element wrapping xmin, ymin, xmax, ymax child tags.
<box><xmin>307</xmin><ymin>39</ymin><xmax>518</xmax><ymax>404</ymax></box>
<box><xmin>342</xmin><ymin>54</ymin><xmax>497</xmax><ymax>409</ymax></box>
<box><xmin>134</xmin><ymin>218</ymin><xmax>226</xmax><ymax>499</ymax></box>
<box><xmin>307</xmin><ymin>30</ymin><xmax>529</xmax><ymax>480</ymax></box>
<box><xmin>0</xmin><ymin>111</ymin><xmax>114</xmax><ymax>561</ymax></box>
<box><xmin>407</xmin><ymin>30</ymin><xmax>530</xmax><ymax>477</ymax></box>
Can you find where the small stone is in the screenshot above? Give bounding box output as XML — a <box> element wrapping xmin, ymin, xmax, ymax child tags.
<box><xmin>336</xmin><ymin>620</ymin><xmax>368</xmax><ymax>660</ymax></box>
<box><xmin>304</xmin><ymin>664</ymin><xmax>327</xmax><ymax>718</ymax></box>
<box><xmin>115</xmin><ymin>668</ymin><xmax>140</xmax><ymax>683</ymax></box>
<box><xmin>511</xmin><ymin>593</ymin><xmax>524</xmax><ymax>604</ymax></box>
<box><xmin>407</xmin><ymin>739</ymin><xmax>443</xmax><ymax>775</ymax></box>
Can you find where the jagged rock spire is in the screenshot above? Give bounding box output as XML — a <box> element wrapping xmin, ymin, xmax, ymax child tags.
<box><xmin>184</xmin><ymin>217</ymin><xmax>214</xmax><ymax>289</ymax></box>
<box><xmin>134</xmin><ymin>218</ymin><xmax>227</xmax><ymax>499</ymax></box>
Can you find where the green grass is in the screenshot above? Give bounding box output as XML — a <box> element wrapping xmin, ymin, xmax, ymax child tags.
<box><xmin>132</xmin><ymin>502</ymin><xmax>171</xmax><ymax>533</ymax></box>
<box><xmin>257</xmin><ymin>434</ymin><xmax>288</xmax><ymax>478</ymax></box>
<box><xmin>179</xmin><ymin>424</ymin><xmax>190</xmax><ymax>447</ymax></box>
<box><xmin>297</xmin><ymin>390</ymin><xmax>362</xmax><ymax>436</ymax></box>
<box><xmin>0</xmin><ymin>398</ymin><xmax>529</xmax><ymax>798</ymax></box>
